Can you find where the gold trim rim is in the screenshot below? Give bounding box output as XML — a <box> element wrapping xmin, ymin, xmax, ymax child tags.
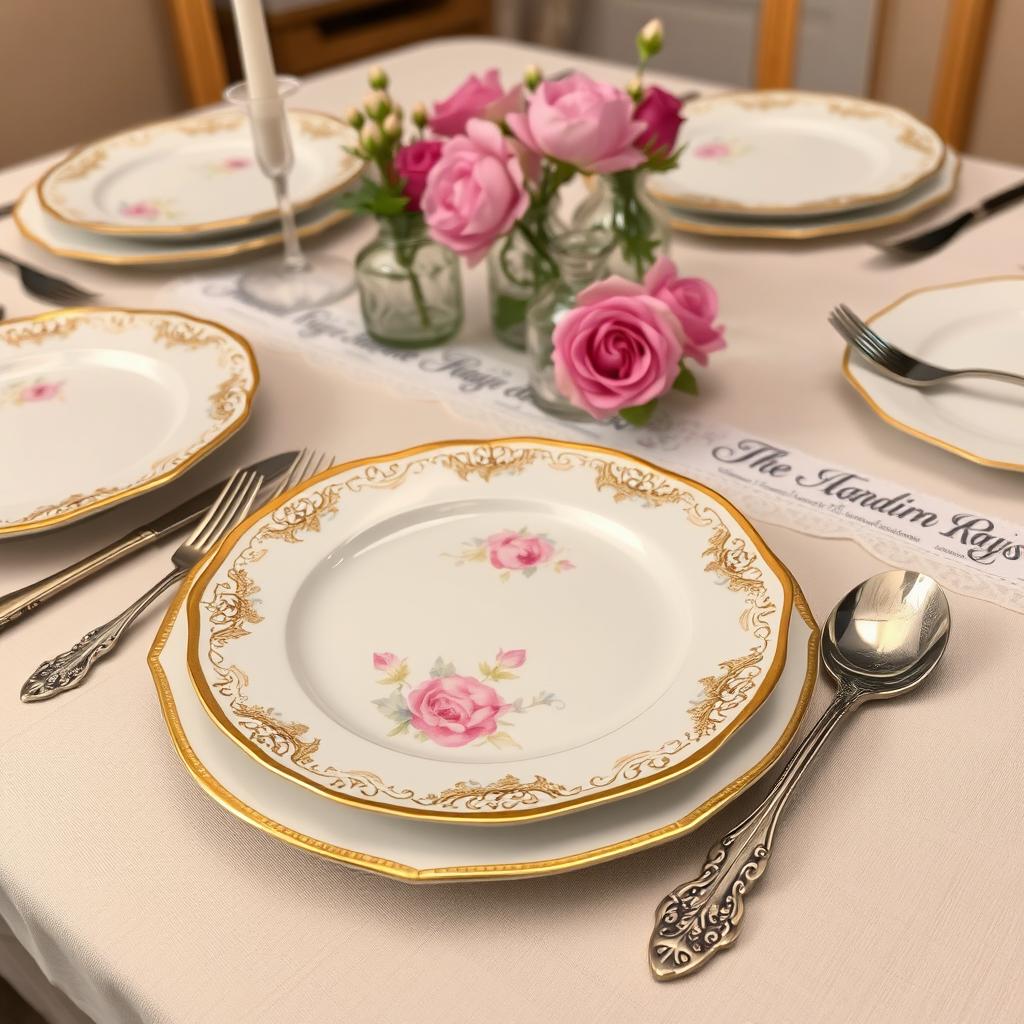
<box><xmin>841</xmin><ymin>274</ymin><xmax>1024</xmax><ymax>473</ymax></box>
<box><xmin>0</xmin><ymin>307</ymin><xmax>259</xmax><ymax>537</ymax></box>
<box><xmin>149</xmin><ymin>560</ymin><xmax>818</xmax><ymax>882</ymax></box>
<box><xmin>13</xmin><ymin>185</ymin><xmax>353</xmax><ymax>267</ymax></box>
<box><xmin>37</xmin><ymin>108</ymin><xmax>363</xmax><ymax>238</ymax></box>
<box><xmin>650</xmin><ymin>89</ymin><xmax>946</xmax><ymax>217</ymax></box>
<box><xmin>666</xmin><ymin>151</ymin><xmax>960</xmax><ymax>240</ymax></box>
<box><xmin>184</xmin><ymin>436</ymin><xmax>795</xmax><ymax>825</ymax></box>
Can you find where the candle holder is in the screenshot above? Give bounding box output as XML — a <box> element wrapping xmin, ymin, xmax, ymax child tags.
<box><xmin>224</xmin><ymin>76</ymin><xmax>354</xmax><ymax>312</ymax></box>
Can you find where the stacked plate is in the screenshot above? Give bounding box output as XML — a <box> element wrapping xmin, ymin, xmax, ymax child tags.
<box><xmin>651</xmin><ymin>90</ymin><xmax>958</xmax><ymax>240</ymax></box>
<box><xmin>14</xmin><ymin>107</ymin><xmax>362</xmax><ymax>266</ymax></box>
<box><xmin>150</xmin><ymin>437</ymin><xmax>819</xmax><ymax>881</ymax></box>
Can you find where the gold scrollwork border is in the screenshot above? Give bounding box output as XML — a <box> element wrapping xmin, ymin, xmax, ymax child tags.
<box><xmin>842</xmin><ymin>275</ymin><xmax>1024</xmax><ymax>473</ymax></box>
<box><xmin>185</xmin><ymin>438</ymin><xmax>794</xmax><ymax>825</ymax></box>
<box><xmin>37</xmin><ymin>108</ymin><xmax>363</xmax><ymax>237</ymax></box>
<box><xmin>649</xmin><ymin>89</ymin><xmax>946</xmax><ymax>217</ymax></box>
<box><xmin>0</xmin><ymin>307</ymin><xmax>259</xmax><ymax>536</ymax></box>
<box><xmin>150</xmin><ymin>559</ymin><xmax>818</xmax><ymax>881</ymax></box>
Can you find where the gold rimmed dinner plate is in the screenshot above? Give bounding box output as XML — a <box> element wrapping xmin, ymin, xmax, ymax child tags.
<box><xmin>38</xmin><ymin>108</ymin><xmax>361</xmax><ymax>240</ymax></box>
<box><xmin>651</xmin><ymin>90</ymin><xmax>945</xmax><ymax>218</ymax></box>
<box><xmin>184</xmin><ymin>438</ymin><xmax>795</xmax><ymax>825</ymax></box>
<box><xmin>151</xmin><ymin>550</ymin><xmax>817</xmax><ymax>881</ymax></box>
<box><xmin>844</xmin><ymin>276</ymin><xmax>1024</xmax><ymax>472</ymax></box>
<box><xmin>0</xmin><ymin>307</ymin><xmax>257</xmax><ymax>536</ymax></box>
<box><xmin>661</xmin><ymin>148</ymin><xmax>959</xmax><ymax>241</ymax></box>
<box><xmin>14</xmin><ymin>185</ymin><xmax>352</xmax><ymax>267</ymax></box>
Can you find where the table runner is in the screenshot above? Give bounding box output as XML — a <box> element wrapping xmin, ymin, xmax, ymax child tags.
<box><xmin>2</xmin><ymin>37</ymin><xmax>1023</xmax><ymax>1024</ymax></box>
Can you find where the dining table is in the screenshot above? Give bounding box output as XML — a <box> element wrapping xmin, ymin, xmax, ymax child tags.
<box><xmin>1</xmin><ymin>36</ymin><xmax>1022</xmax><ymax>1024</ymax></box>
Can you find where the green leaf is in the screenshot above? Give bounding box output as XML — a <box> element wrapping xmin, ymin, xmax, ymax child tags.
<box><xmin>387</xmin><ymin>721</ymin><xmax>410</xmax><ymax>737</ymax></box>
<box><xmin>493</xmin><ymin>294</ymin><xmax>529</xmax><ymax>331</ymax></box>
<box><xmin>486</xmin><ymin>731</ymin><xmax>522</xmax><ymax>750</ymax></box>
<box><xmin>619</xmin><ymin>400</ymin><xmax>657</xmax><ymax>426</ymax></box>
<box><xmin>673</xmin><ymin>365</ymin><xmax>699</xmax><ymax>395</ymax></box>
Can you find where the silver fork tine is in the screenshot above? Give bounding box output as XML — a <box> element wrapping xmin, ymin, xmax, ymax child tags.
<box><xmin>200</xmin><ymin>474</ymin><xmax>263</xmax><ymax>552</ymax></box>
<box><xmin>186</xmin><ymin>469</ymin><xmax>244</xmax><ymax>545</ymax></box>
<box><xmin>195</xmin><ymin>470</ymin><xmax>259</xmax><ymax>549</ymax></box>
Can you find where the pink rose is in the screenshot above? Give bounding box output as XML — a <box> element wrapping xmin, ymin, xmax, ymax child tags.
<box><xmin>496</xmin><ymin>648</ymin><xmax>527</xmax><ymax>669</ymax></box>
<box><xmin>406</xmin><ymin>675</ymin><xmax>508</xmax><ymax>747</ymax></box>
<box><xmin>373</xmin><ymin>652</ymin><xmax>398</xmax><ymax>671</ymax></box>
<box><xmin>635</xmin><ymin>86</ymin><xmax>684</xmax><ymax>155</ymax></box>
<box><xmin>643</xmin><ymin>257</ymin><xmax>726</xmax><ymax>366</ymax></box>
<box><xmin>423</xmin><ymin>119</ymin><xmax>529</xmax><ymax>265</ymax></box>
<box><xmin>393</xmin><ymin>140</ymin><xmax>443</xmax><ymax>213</ymax></box>
<box><xmin>429</xmin><ymin>69</ymin><xmax>521</xmax><ymax>136</ymax></box>
<box><xmin>552</xmin><ymin>276</ymin><xmax>685</xmax><ymax>419</ymax></box>
<box><xmin>19</xmin><ymin>380</ymin><xmax>62</xmax><ymax>402</ymax></box>
<box><xmin>507</xmin><ymin>73</ymin><xmax>646</xmax><ymax>174</ymax></box>
<box><xmin>487</xmin><ymin>530</ymin><xmax>554</xmax><ymax>570</ymax></box>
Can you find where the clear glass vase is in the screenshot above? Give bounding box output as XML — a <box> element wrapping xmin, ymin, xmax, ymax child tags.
<box><xmin>487</xmin><ymin>203</ymin><xmax>564</xmax><ymax>350</ymax></box>
<box><xmin>572</xmin><ymin>169</ymin><xmax>671</xmax><ymax>281</ymax></box>
<box><xmin>526</xmin><ymin>228</ymin><xmax>615</xmax><ymax>419</ymax></box>
<box><xmin>355</xmin><ymin>216</ymin><xmax>463</xmax><ymax>348</ymax></box>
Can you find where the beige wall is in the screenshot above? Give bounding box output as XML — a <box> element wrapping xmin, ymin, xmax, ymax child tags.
<box><xmin>0</xmin><ymin>0</ymin><xmax>186</xmax><ymax>168</ymax></box>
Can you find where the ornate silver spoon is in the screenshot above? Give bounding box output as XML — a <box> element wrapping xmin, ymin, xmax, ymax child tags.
<box><xmin>649</xmin><ymin>569</ymin><xmax>951</xmax><ymax>980</ymax></box>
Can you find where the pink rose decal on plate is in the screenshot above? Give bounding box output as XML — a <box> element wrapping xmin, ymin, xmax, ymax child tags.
<box><xmin>693</xmin><ymin>140</ymin><xmax>736</xmax><ymax>160</ymax></box>
<box><xmin>443</xmin><ymin>527</ymin><xmax>575</xmax><ymax>581</ymax></box>
<box><xmin>422</xmin><ymin>119</ymin><xmax>529</xmax><ymax>265</ymax></box>
<box><xmin>119</xmin><ymin>200</ymin><xmax>167</xmax><ymax>221</ymax></box>
<box><xmin>552</xmin><ymin>276</ymin><xmax>686</xmax><ymax>420</ymax></box>
<box><xmin>429</xmin><ymin>69</ymin><xmax>523</xmax><ymax>137</ymax></box>
<box><xmin>372</xmin><ymin>650</ymin><xmax>563</xmax><ymax>749</ymax></box>
<box><xmin>643</xmin><ymin>257</ymin><xmax>726</xmax><ymax>367</ymax></box>
<box><xmin>10</xmin><ymin>378</ymin><xmax>64</xmax><ymax>405</ymax></box>
<box><xmin>506</xmin><ymin>72</ymin><xmax>646</xmax><ymax>174</ymax></box>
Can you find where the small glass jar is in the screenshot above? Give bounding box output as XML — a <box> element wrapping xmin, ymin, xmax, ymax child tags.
<box><xmin>526</xmin><ymin>228</ymin><xmax>615</xmax><ymax>419</ymax></box>
<box><xmin>487</xmin><ymin>202</ymin><xmax>565</xmax><ymax>350</ymax></box>
<box><xmin>572</xmin><ymin>169</ymin><xmax>671</xmax><ymax>281</ymax></box>
<box><xmin>355</xmin><ymin>216</ymin><xmax>463</xmax><ymax>348</ymax></box>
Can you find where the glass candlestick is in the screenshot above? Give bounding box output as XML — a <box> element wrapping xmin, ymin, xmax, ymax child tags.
<box><xmin>224</xmin><ymin>76</ymin><xmax>354</xmax><ymax>311</ymax></box>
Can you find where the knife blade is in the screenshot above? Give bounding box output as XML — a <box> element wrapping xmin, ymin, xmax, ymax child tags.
<box><xmin>0</xmin><ymin>450</ymin><xmax>297</xmax><ymax>632</ymax></box>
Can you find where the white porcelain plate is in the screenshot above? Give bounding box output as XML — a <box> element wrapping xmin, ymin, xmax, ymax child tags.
<box><xmin>0</xmin><ymin>308</ymin><xmax>257</xmax><ymax>536</ymax></box>
<box><xmin>155</xmin><ymin>553</ymin><xmax>816</xmax><ymax>880</ymax></box>
<box><xmin>651</xmin><ymin>90</ymin><xmax>944</xmax><ymax>217</ymax></box>
<box><xmin>15</xmin><ymin>184</ymin><xmax>352</xmax><ymax>267</ymax></box>
<box><xmin>38</xmin><ymin>108</ymin><xmax>361</xmax><ymax>239</ymax></box>
<box><xmin>844</xmin><ymin>276</ymin><xmax>1024</xmax><ymax>471</ymax></box>
<box><xmin>186</xmin><ymin>439</ymin><xmax>794</xmax><ymax>824</ymax></box>
<box><xmin>658</xmin><ymin>148</ymin><xmax>958</xmax><ymax>241</ymax></box>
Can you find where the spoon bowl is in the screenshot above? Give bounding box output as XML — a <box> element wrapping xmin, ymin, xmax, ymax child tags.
<box><xmin>823</xmin><ymin>569</ymin><xmax>950</xmax><ymax>699</ymax></box>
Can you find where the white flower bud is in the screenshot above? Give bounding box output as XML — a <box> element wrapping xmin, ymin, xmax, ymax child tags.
<box><xmin>639</xmin><ymin>17</ymin><xmax>664</xmax><ymax>53</ymax></box>
<box><xmin>523</xmin><ymin>64</ymin><xmax>543</xmax><ymax>90</ymax></box>
<box><xmin>345</xmin><ymin>106</ymin><xmax>364</xmax><ymax>129</ymax></box>
<box><xmin>382</xmin><ymin>112</ymin><xmax>402</xmax><ymax>139</ymax></box>
<box><xmin>360</xmin><ymin>121</ymin><xmax>383</xmax><ymax>153</ymax></box>
<box><xmin>411</xmin><ymin>101</ymin><xmax>429</xmax><ymax>128</ymax></box>
<box><xmin>367</xmin><ymin>64</ymin><xmax>389</xmax><ymax>90</ymax></box>
<box><xmin>364</xmin><ymin>90</ymin><xmax>390</xmax><ymax>119</ymax></box>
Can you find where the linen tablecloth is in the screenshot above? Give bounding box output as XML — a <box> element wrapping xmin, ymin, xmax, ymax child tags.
<box><xmin>1</xmin><ymin>39</ymin><xmax>1022</xmax><ymax>1024</ymax></box>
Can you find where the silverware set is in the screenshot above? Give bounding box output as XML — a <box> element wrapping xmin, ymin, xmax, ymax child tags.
<box><xmin>11</xmin><ymin>448</ymin><xmax>334</xmax><ymax>703</ymax></box>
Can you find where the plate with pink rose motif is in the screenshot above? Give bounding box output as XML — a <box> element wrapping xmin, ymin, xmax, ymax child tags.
<box><xmin>185</xmin><ymin>438</ymin><xmax>794</xmax><ymax>824</ymax></box>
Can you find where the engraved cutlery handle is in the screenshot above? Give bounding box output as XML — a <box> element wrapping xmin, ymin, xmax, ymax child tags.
<box><xmin>649</xmin><ymin>685</ymin><xmax>858</xmax><ymax>980</ymax></box>
<box><xmin>20</xmin><ymin>568</ymin><xmax>186</xmax><ymax>703</ymax></box>
<box><xmin>0</xmin><ymin>531</ymin><xmax>155</xmax><ymax>632</ymax></box>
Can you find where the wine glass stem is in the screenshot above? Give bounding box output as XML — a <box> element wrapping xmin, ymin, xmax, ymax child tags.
<box><xmin>273</xmin><ymin>175</ymin><xmax>308</xmax><ymax>273</ymax></box>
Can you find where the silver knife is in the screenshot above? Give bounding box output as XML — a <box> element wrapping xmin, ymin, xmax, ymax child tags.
<box><xmin>0</xmin><ymin>450</ymin><xmax>297</xmax><ymax>632</ymax></box>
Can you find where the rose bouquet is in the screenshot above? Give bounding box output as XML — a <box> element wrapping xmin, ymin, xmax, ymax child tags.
<box><xmin>340</xmin><ymin>66</ymin><xmax>463</xmax><ymax>348</ymax></box>
<box><xmin>531</xmin><ymin>255</ymin><xmax>726</xmax><ymax>425</ymax></box>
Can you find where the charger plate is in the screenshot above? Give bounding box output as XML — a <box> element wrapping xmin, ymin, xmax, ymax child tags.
<box><xmin>844</xmin><ymin>276</ymin><xmax>1024</xmax><ymax>472</ymax></box>
<box><xmin>186</xmin><ymin>439</ymin><xmax>794</xmax><ymax>824</ymax></box>
<box><xmin>659</xmin><ymin>148</ymin><xmax>959</xmax><ymax>241</ymax></box>
<box><xmin>152</xmin><ymin>555</ymin><xmax>817</xmax><ymax>881</ymax></box>
<box><xmin>37</xmin><ymin>108</ymin><xmax>361</xmax><ymax>239</ymax></box>
<box><xmin>14</xmin><ymin>185</ymin><xmax>352</xmax><ymax>267</ymax></box>
<box><xmin>0</xmin><ymin>308</ymin><xmax>257</xmax><ymax>536</ymax></box>
<box><xmin>650</xmin><ymin>90</ymin><xmax>944</xmax><ymax>217</ymax></box>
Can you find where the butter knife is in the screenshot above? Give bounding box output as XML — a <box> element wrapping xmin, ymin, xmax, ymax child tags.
<box><xmin>0</xmin><ymin>450</ymin><xmax>297</xmax><ymax>632</ymax></box>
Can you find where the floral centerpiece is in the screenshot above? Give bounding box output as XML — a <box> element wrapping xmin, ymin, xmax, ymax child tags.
<box><xmin>340</xmin><ymin>66</ymin><xmax>463</xmax><ymax>348</ymax></box>
<box><xmin>419</xmin><ymin>19</ymin><xmax>684</xmax><ymax>348</ymax></box>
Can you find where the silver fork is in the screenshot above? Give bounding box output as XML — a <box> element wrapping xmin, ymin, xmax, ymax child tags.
<box><xmin>21</xmin><ymin>468</ymin><xmax>264</xmax><ymax>703</ymax></box>
<box><xmin>829</xmin><ymin>303</ymin><xmax>1024</xmax><ymax>389</ymax></box>
<box><xmin>0</xmin><ymin>253</ymin><xmax>99</xmax><ymax>306</ymax></box>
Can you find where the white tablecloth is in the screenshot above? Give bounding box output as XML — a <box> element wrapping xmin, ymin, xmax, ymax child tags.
<box><xmin>1</xmin><ymin>38</ymin><xmax>1022</xmax><ymax>1024</ymax></box>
